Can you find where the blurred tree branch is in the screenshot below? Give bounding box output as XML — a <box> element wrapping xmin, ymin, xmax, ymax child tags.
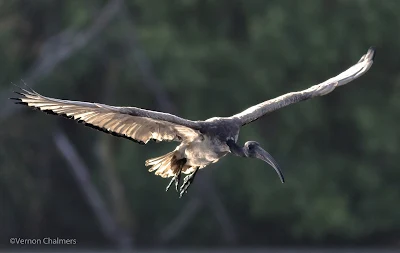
<box><xmin>119</xmin><ymin>10</ymin><xmax>177</xmax><ymax>113</ymax></box>
<box><xmin>97</xmin><ymin>57</ymin><xmax>134</xmax><ymax>240</ymax></box>
<box><xmin>53</xmin><ymin>130</ymin><xmax>133</xmax><ymax>249</ymax></box>
<box><xmin>0</xmin><ymin>0</ymin><xmax>123</xmax><ymax>120</ymax></box>
<box><xmin>158</xmin><ymin>198</ymin><xmax>203</xmax><ymax>243</ymax></box>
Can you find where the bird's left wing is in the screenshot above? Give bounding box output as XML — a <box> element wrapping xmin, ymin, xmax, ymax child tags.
<box><xmin>231</xmin><ymin>47</ymin><xmax>375</xmax><ymax>126</ymax></box>
<box><xmin>12</xmin><ymin>87</ymin><xmax>202</xmax><ymax>144</ymax></box>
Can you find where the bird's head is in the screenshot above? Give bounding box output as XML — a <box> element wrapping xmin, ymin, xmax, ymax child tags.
<box><xmin>244</xmin><ymin>141</ymin><xmax>285</xmax><ymax>183</ymax></box>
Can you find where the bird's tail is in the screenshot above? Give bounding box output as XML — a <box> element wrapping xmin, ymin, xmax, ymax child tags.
<box><xmin>145</xmin><ymin>151</ymin><xmax>186</xmax><ymax>178</ymax></box>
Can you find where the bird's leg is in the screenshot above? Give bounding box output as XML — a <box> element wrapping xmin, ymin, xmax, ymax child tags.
<box><xmin>179</xmin><ymin>168</ymin><xmax>198</xmax><ymax>198</ymax></box>
<box><xmin>175</xmin><ymin>171</ymin><xmax>181</xmax><ymax>192</ymax></box>
<box><xmin>166</xmin><ymin>178</ymin><xmax>174</xmax><ymax>192</ymax></box>
<box><xmin>166</xmin><ymin>170</ymin><xmax>181</xmax><ymax>192</ymax></box>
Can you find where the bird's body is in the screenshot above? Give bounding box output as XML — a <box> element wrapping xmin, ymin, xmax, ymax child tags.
<box><xmin>12</xmin><ymin>48</ymin><xmax>375</xmax><ymax>197</ymax></box>
<box><xmin>146</xmin><ymin>117</ymin><xmax>241</xmax><ymax>193</ymax></box>
<box><xmin>181</xmin><ymin>134</ymin><xmax>230</xmax><ymax>167</ymax></box>
<box><xmin>190</xmin><ymin>118</ymin><xmax>240</xmax><ymax>166</ymax></box>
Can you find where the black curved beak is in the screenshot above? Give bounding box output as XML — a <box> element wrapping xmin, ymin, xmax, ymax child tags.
<box><xmin>254</xmin><ymin>147</ymin><xmax>285</xmax><ymax>183</ymax></box>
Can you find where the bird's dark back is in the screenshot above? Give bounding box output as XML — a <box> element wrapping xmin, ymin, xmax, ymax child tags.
<box><xmin>200</xmin><ymin>117</ymin><xmax>241</xmax><ymax>142</ymax></box>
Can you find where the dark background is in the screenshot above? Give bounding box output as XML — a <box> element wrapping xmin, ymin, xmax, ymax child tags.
<box><xmin>0</xmin><ymin>0</ymin><xmax>399</xmax><ymax>251</ymax></box>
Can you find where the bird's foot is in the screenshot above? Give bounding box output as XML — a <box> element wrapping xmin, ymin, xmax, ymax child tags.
<box><xmin>166</xmin><ymin>172</ymin><xmax>181</xmax><ymax>192</ymax></box>
<box><xmin>179</xmin><ymin>170</ymin><xmax>197</xmax><ymax>198</ymax></box>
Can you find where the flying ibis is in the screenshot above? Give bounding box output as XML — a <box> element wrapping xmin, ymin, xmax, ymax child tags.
<box><xmin>12</xmin><ymin>48</ymin><xmax>375</xmax><ymax>197</ymax></box>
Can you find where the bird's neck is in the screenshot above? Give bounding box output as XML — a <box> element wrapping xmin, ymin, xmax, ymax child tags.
<box><xmin>226</xmin><ymin>139</ymin><xmax>246</xmax><ymax>157</ymax></box>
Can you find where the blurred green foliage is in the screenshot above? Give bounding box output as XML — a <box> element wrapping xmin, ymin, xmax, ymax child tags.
<box><xmin>1</xmin><ymin>0</ymin><xmax>399</xmax><ymax>248</ymax></box>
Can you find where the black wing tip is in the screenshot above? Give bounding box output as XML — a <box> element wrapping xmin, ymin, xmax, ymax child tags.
<box><xmin>13</xmin><ymin>91</ymin><xmax>25</xmax><ymax>96</ymax></box>
<box><xmin>367</xmin><ymin>46</ymin><xmax>376</xmax><ymax>61</ymax></box>
<box><xmin>279</xmin><ymin>173</ymin><xmax>285</xmax><ymax>183</ymax></box>
<box><xmin>10</xmin><ymin>90</ymin><xmax>29</xmax><ymax>106</ymax></box>
<box><xmin>10</xmin><ymin>83</ymin><xmax>42</xmax><ymax>107</ymax></box>
<box><xmin>14</xmin><ymin>102</ymin><xmax>28</xmax><ymax>105</ymax></box>
<box><xmin>11</xmin><ymin>82</ymin><xmax>38</xmax><ymax>97</ymax></box>
<box><xmin>9</xmin><ymin>94</ymin><xmax>28</xmax><ymax>105</ymax></box>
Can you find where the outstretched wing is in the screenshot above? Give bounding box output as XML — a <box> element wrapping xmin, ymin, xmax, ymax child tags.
<box><xmin>231</xmin><ymin>47</ymin><xmax>375</xmax><ymax>126</ymax></box>
<box><xmin>12</xmin><ymin>87</ymin><xmax>202</xmax><ymax>144</ymax></box>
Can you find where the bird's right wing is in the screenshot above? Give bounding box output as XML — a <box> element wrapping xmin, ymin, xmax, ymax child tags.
<box><xmin>231</xmin><ymin>47</ymin><xmax>375</xmax><ymax>126</ymax></box>
<box><xmin>12</xmin><ymin>87</ymin><xmax>202</xmax><ymax>144</ymax></box>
